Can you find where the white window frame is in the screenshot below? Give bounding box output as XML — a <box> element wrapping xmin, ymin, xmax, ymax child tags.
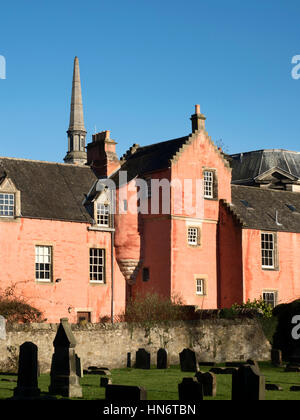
<box><xmin>204</xmin><ymin>171</ymin><xmax>214</xmax><ymax>198</ymax></box>
<box><xmin>35</xmin><ymin>245</ymin><xmax>52</xmax><ymax>282</ymax></box>
<box><xmin>196</xmin><ymin>278</ymin><xmax>205</xmax><ymax>295</ymax></box>
<box><xmin>89</xmin><ymin>248</ymin><xmax>105</xmax><ymax>283</ymax></box>
<box><xmin>262</xmin><ymin>291</ymin><xmax>277</xmax><ymax>308</ymax></box>
<box><xmin>188</xmin><ymin>227</ymin><xmax>199</xmax><ymax>245</ymax></box>
<box><xmin>0</xmin><ymin>193</ymin><xmax>14</xmax><ymax>217</ymax></box>
<box><xmin>261</xmin><ymin>232</ymin><xmax>275</xmax><ymax>269</ymax></box>
<box><xmin>96</xmin><ymin>202</ymin><xmax>110</xmax><ymax>227</ymax></box>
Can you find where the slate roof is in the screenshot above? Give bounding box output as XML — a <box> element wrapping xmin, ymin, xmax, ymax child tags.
<box><xmin>230</xmin><ymin>149</ymin><xmax>300</xmax><ymax>184</ymax></box>
<box><xmin>231</xmin><ymin>184</ymin><xmax>300</xmax><ymax>233</ymax></box>
<box><xmin>0</xmin><ymin>157</ymin><xmax>97</xmax><ymax>222</ymax></box>
<box><xmin>111</xmin><ymin>136</ymin><xmax>190</xmax><ymax>186</ymax></box>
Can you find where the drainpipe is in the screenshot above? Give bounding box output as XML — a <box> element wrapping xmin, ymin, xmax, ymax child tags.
<box><xmin>111</xmin><ymin>215</ymin><xmax>115</xmax><ymax>324</ymax></box>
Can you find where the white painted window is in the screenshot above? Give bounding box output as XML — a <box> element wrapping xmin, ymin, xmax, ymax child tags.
<box><xmin>204</xmin><ymin>171</ymin><xmax>214</xmax><ymax>198</ymax></box>
<box><xmin>263</xmin><ymin>291</ymin><xmax>277</xmax><ymax>308</ymax></box>
<box><xmin>35</xmin><ymin>246</ymin><xmax>52</xmax><ymax>282</ymax></box>
<box><xmin>188</xmin><ymin>227</ymin><xmax>198</xmax><ymax>245</ymax></box>
<box><xmin>0</xmin><ymin>193</ymin><xmax>14</xmax><ymax>217</ymax></box>
<box><xmin>261</xmin><ymin>233</ymin><xmax>275</xmax><ymax>268</ymax></box>
<box><xmin>90</xmin><ymin>248</ymin><xmax>105</xmax><ymax>283</ymax></box>
<box><xmin>196</xmin><ymin>278</ymin><xmax>205</xmax><ymax>295</ymax></box>
<box><xmin>96</xmin><ymin>203</ymin><xmax>110</xmax><ymax>226</ymax></box>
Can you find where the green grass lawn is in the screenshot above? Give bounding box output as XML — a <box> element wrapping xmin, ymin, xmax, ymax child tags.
<box><xmin>0</xmin><ymin>362</ymin><xmax>299</xmax><ymax>400</ymax></box>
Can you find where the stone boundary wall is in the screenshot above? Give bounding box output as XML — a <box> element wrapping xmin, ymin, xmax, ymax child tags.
<box><xmin>0</xmin><ymin>319</ymin><xmax>271</xmax><ymax>373</ymax></box>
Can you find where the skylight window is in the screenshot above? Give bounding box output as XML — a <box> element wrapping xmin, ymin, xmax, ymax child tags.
<box><xmin>286</xmin><ymin>204</ymin><xmax>297</xmax><ymax>212</ymax></box>
<box><xmin>240</xmin><ymin>199</ymin><xmax>253</xmax><ymax>210</ymax></box>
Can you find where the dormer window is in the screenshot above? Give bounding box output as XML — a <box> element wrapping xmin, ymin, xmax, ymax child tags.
<box><xmin>96</xmin><ymin>203</ymin><xmax>110</xmax><ymax>226</ymax></box>
<box><xmin>0</xmin><ymin>193</ymin><xmax>14</xmax><ymax>217</ymax></box>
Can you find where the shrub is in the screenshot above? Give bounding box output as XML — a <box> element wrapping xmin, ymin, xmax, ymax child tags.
<box><xmin>123</xmin><ymin>291</ymin><xmax>190</xmax><ymax>324</ymax></box>
<box><xmin>0</xmin><ymin>284</ymin><xmax>44</xmax><ymax>323</ymax></box>
<box><xmin>231</xmin><ymin>297</ymin><xmax>273</xmax><ymax>318</ymax></box>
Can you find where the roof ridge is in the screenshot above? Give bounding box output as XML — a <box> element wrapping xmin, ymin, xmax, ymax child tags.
<box><xmin>0</xmin><ymin>156</ymin><xmax>91</xmax><ymax>168</ymax></box>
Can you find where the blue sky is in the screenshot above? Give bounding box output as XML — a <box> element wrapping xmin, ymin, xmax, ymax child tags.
<box><xmin>1</xmin><ymin>0</ymin><xmax>300</xmax><ymax>162</ymax></box>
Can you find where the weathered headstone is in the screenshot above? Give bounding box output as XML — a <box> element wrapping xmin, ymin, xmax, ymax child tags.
<box><xmin>48</xmin><ymin>318</ymin><xmax>82</xmax><ymax>398</ymax></box>
<box><xmin>246</xmin><ymin>359</ymin><xmax>260</xmax><ymax>371</ymax></box>
<box><xmin>105</xmin><ymin>384</ymin><xmax>147</xmax><ymax>400</ymax></box>
<box><xmin>210</xmin><ymin>367</ymin><xmax>238</xmax><ymax>375</ymax></box>
<box><xmin>135</xmin><ymin>348</ymin><xmax>150</xmax><ymax>369</ymax></box>
<box><xmin>178</xmin><ymin>377</ymin><xmax>203</xmax><ymax>401</ymax></box>
<box><xmin>87</xmin><ymin>367</ymin><xmax>111</xmax><ymax>375</ymax></box>
<box><xmin>225</xmin><ymin>362</ymin><xmax>245</xmax><ymax>367</ymax></box>
<box><xmin>100</xmin><ymin>377</ymin><xmax>112</xmax><ymax>387</ymax></box>
<box><xmin>195</xmin><ymin>371</ymin><xmax>217</xmax><ymax>397</ymax></box>
<box><xmin>75</xmin><ymin>354</ymin><xmax>83</xmax><ymax>378</ymax></box>
<box><xmin>198</xmin><ymin>362</ymin><xmax>216</xmax><ymax>367</ymax></box>
<box><xmin>0</xmin><ymin>316</ymin><xmax>6</xmax><ymax>340</ymax></box>
<box><xmin>266</xmin><ymin>383</ymin><xmax>283</xmax><ymax>391</ymax></box>
<box><xmin>13</xmin><ymin>342</ymin><xmax>40</xmax><ymax>398</ymax></box>
<box><xmin>157</xmin><ymin>348</ymin><xmax>168</xmax><ymax>369</ymax></box>
<box><xmin>179</xmin><ymin>348</ymin><xmax>198</xmax><ymax>372</ymax></box>
<box><xmin>127</xmin><ymin>352</ymin><xmax>131</xmax><ymax>368</ymax></box>
<box><xmin>232</xmin><ymin>364</ymin><xmax>265</xmax><ymax>400</ymax></box>
<box><xmin>271</xmin><ymin>349</ymin><xmax>283</xmax><ymax>367</ymax></box>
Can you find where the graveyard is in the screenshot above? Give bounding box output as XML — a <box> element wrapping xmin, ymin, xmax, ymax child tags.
<box><xmin>0</xmin><ymin>299</ymin><xmax>300</xmax><ymax>401</ymax></box>
<box><xmin>0</xmin><ymin>361</ymin><xmax>300</xmax><ymax>400</ymax></box>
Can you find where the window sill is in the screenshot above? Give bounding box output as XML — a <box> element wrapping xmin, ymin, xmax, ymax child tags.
<box><xmin>89</xmin><ymin>281</ymin><xmax>106</xmax><ymax>285</ymax></box>
<box><xmin>261</xmin><ymin>267</ymin><xmax>279</xmax><ymax>271</ymax></box>
<box><xmin>0</xmin><ymin>216</ymin><xmax>20</xmax><ymax>222</ymax></box>
<box><xmin>88</xmin><ymin>226</ymin><xmax>115</xmax><ymax>232</ymax></box>
<box><xmin>35</xmin><ymin>280</ymin><xmax>53</xmax><ymax>284</ymax></box>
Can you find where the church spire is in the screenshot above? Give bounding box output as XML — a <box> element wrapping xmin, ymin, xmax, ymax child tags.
<box><xmin>64</xmin><ymin>56</ymin><xmax>87</xmax><ymax>165</ymax></box>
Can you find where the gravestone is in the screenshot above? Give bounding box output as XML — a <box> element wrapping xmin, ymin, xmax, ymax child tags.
<box><xmin>232</xmin><ymin>364</ymin><xmax>265</xmax><ymax>400</ymax></box>
<box><xmin>0</xmin><ymin>316</ymin><xmax>6</xmax><ymax>340</ymax></box>
<box><xmin>127</xmin><ymin>352</ymin><xmax>131</xmax><ymax>368</ymax></box>
<box><xmin>195</xmin><ymin>371</ymin><xmax>216</xmax><ymax>397</ymax></box>
<box><xmin>135</xmin><ymin>348</ymin><xmax>150</xmax><ymax>369</ymax></box>
<box><xmin>100</xmin><ymin>377</ymin><xmax>112</xmax><ymax>387</ymax></box>
<box><xmin>178</xmin><ymin>377</ymin><xmax>203</xmax><ymax>401</ymax></box>
<box><xmin>266</xmin><ymin>383</ymin><xmax>283</xmax><ymax>391</ymax></box>
<box><xmin>179</xmin><ymin>348</ymin><xmax>198</xmax><ymax>372</ymax></box>
<box><xmin>75</xmin><ymin>354</ymin><xmax>83</xmax><ymax>378</ymax></box>
<box><xmin>13</xmin><ymin>342</ymin><xmax>40</xmax><ymax>398</ymax></box>
<box><xmin>157</xmin><ymin>348</ymin><xmax>168</xmax><ymax>369</ymax></box>
<box><xmin>271</xmin><ymin>349</ymin><xmax>283</xmax><ymax>367</ymax></box>
<box><xmin>105</xmin><ymin>384</ymin><xmax>147</xmax><ymax>400</ymax></box>
<box><xmin>246</xmin><ymin>359</ymin><xmax>260</xmax><ymax>371</ymax></box>
<box><xmin>48</xmin><ymin>318</ymin><xmax>82</xmax><ymax>398</ymax></box>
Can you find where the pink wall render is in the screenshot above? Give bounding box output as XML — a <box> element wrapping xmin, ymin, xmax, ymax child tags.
<box><xmin>0</xmin><ymin>218</ymin><xmax>125</xmax><ymax>323</ymax></box>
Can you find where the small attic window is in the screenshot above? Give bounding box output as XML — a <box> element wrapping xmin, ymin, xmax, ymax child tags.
<box><xmin>240</xmin><ymin>199</ymin><xmax>254</xmax><ymax>210</ymax></box>
<box><xmin>286</xmin><ymin>204</ymin><xmax>297</xmax><ymax>213</ymax></box>
<box><xmin>0</xmin><ymin>193</ymin><xmax>14</xmax><ymax>217</ymax></box>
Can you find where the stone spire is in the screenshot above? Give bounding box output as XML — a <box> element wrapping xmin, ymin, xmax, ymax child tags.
<box><xmin>64</xmin><ymin>57</ymin><xmax>87</xmax><ymax>165</ymax></box>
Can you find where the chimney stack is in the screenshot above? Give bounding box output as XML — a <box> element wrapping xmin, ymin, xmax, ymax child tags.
<box><xmin>190</xmin><ymin>104</ymin><xmax>206</xmax><ymax>132</ymax></box>
<box><xmin>86</xmin><ymin>130</ymin><xmax>120</xmax><ymax>178</ymax></box>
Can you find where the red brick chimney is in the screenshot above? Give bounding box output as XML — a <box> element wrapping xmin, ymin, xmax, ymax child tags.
<box><xmin>86</xmin><ymin>130</ymin><xmax>120</xmax><ymax>177</ymax></box>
